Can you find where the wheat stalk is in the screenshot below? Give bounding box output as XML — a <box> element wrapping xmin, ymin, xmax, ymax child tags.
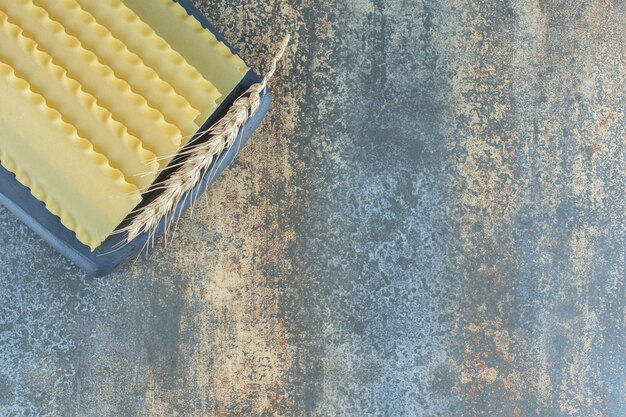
<box><xmin>118</xmin><ymin>35</ymin><xmax>290</xmax><ymax>247</ymax></box>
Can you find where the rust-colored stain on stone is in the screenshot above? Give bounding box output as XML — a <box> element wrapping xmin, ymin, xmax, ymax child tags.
<box><xmin>0</xmin><ymin>0</ymin><xmax>624</xmax><ymax>416</ymax></box>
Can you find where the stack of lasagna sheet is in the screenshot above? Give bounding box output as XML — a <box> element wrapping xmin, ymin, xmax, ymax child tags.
<box><xmin>0</xmin><ymin>0</ymin><xmax>248</xmax><ymax>250</ymax></box>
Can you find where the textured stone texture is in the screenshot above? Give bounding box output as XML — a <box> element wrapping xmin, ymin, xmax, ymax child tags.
<box><xmin>0</xmin><ymin>0</ymin><xmax>624</xmax><ymax>416</ymax></box>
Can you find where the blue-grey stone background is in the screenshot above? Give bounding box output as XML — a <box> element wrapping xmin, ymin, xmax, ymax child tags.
<box><xmin>0</xmin><ymin>0</ymin><xmax>624</xmax><ymax>416</ymax></box>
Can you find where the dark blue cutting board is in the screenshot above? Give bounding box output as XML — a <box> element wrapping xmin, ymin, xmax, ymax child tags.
<box><xmin>0</xmin><ymin>0</ymin><xmax>271</xmax><ymax>276</ymax></box>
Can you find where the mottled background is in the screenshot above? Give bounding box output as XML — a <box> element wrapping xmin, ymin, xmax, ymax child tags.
<box><xmin>0</xmin><ymin>0</ymin><xmax>624</xmax><ymax>416</ymax></box>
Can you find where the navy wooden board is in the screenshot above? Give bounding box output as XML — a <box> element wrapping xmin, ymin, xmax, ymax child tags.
<box><xmin>0</xmin><ymin>0</ymin><xmax>271</xmax><ymax>277</ymax></box>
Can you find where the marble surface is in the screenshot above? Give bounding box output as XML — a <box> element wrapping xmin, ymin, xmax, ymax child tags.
<box><xmin>0</xmin><ymin>0</ymin><xmax>624</xmax><ymax>415</ymax></box>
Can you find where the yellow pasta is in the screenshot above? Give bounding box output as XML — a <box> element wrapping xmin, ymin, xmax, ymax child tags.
<box><xmin>0</xmin><ymin>0</ymin><xmax>251</xmax><ymax>250</ymax></box>
<box><xmin>0</xmin><ymin>62</ymin><xmax>142</xmax><ymax>250</ymax></box>
<box><xmin>121</xmin><ymin>0</ymin><xmax>249</xmax><ymax>102</ymax></box>
<box><xmin>77</xmin><ymin>0</ymin><xmax>222</xmax><ymax>125</ymax></box>
<box><xmin>33</xmin><ymin>0</ymin><xmax>201</xmax><ymax>137</ymax></box>
<box><xmin>0</xmin><ymin>10</ymin><xmax>158</xmax><ymax>191</ymax></box>
<box><xmin>0</xmin><ymin>0</ymin><xmax>182</xmax><ymax>159</ymax></box>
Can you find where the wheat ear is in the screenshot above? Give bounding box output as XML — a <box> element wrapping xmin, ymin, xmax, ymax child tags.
<box><xmin>118</xmin><ymin>35</ymin><xmax>290</xmax><ymax>247</ymax></box>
